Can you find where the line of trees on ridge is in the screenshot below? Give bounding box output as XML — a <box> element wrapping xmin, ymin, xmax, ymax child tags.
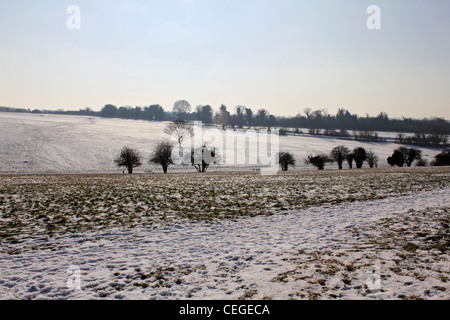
<box><xmin>1</xmin><ymin>102</ymin><xmax>448</xmax><ymax>147</ymax></box>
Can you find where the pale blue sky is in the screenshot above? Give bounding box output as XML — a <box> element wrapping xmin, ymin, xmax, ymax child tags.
<box><xmin>0</xmin><ymin>0</ymin><xmax>449</xmax><ymax>119</ymax></box>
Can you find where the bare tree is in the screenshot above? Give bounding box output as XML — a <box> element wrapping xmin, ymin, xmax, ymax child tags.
<box><xmin>330</xmin><ymin>146</ymin><xmax>350</xmax><ymax>169</ymax></box>
<box><xmin>172</xmin><ymin>100</ymin><xmax>191</xmax><ymax>118</ymax></box>
<box><xmin>397</xmin><ymin>147</ymin><xmax>422</xmax><ymax>167</ymax></box>
<box><xmin>279</xmin><ymin>152</ymin><xmax>295</xmax><ymax>171</ymax></box>
<box><xmin>114</xmin><ymin>147</ymin><xmax>142</xmax><ymax>174</ymax></box>
<box><xmin>346</xmin><ymin>152</ymin><xmax>354</xmax><ymax>169</ymax></box>
<box><xmin>164</xmin><ymin>119</ymin><xmax>194</xmax><ymax>158</ymax></box>
<box><xmin>164</xmin><ymin>120</ymin><xmax>194</xmax><ymax>145</ymax></box>
<box><xmin>149</xmin><ymin>141</ymin><xmax>174</xmax><ymax>173</ymax></box>
<box><xmin>366</xmin><ymin>151</ymin><xmax>379</xmax><ymax>168</ymax></box>
<box><xmin>191</xmin><ymin>144</ymin><xmax>218</xmax><ymax>173</ymax></box>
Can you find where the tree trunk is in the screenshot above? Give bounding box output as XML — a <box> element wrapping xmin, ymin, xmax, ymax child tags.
<box><xmin>128</xmin><ymin>166</ymin><xmax>133</xmax><ymax>174</ymax></box>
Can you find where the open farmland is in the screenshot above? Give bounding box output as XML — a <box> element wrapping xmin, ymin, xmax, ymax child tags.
<box><xmin>0</xmin><ymin>167</ymin><xmax>449</xmax><ymax>300</ymax></box>
<box><xmin>1</xmin><ymin>167</ymin><xmax>448</xmax><ymax>250</ymax></box>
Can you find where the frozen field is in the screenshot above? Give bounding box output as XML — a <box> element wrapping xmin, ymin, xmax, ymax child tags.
<box><xmin>0</xmin><ymin>112</ymin><xmax>444</xmax><ymax>174</ymax></box>
<box><xmin>0</xmin><ymin>168</ymin><xmax>449</xmax><ymax>300</ymax></box>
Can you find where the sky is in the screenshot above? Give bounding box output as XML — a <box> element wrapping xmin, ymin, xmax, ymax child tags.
<box><xmin>0</xmin><ymin>0</ymin><xmax>449</xmax><ymax>119</ymax></box>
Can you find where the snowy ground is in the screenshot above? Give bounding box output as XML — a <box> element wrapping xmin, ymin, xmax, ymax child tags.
<box><xmin>0</xmin><ymin>184</ymin><xmax>448</xmax><ymax>300</ymax></box>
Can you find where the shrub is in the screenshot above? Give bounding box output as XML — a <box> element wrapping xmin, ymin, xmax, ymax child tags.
<box><xmin>330</xmin><ymin>146</ymin><xmax>350</xmax><ymax>170</ymax></box>
<box><xmin>306</xmin><ymin>154</ymin><xmax>332</xmax><ymax>170</ymax></box>
<box><xmin>279</xmin><ymin>152</ymin><xmax>296</xmax><ymax>171</ymax></box>
<box><xmin>353</xmin><ymin>147</ymin><xmax>367</xmax><ymax>169</ymax></box>
<box><xmin>431</xmin><ymin>150</ymin><xmax>450</xmax><ymax>166</ymax></box>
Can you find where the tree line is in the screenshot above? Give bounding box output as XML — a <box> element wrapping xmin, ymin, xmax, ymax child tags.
<box><xmin>280</xmin><ymin>146</ymin><xmax>450</xmax><ymax>171</ymax></box>
<box><xmin>1</xmin><ymin>102</ymin><xmax>448</xmax><ymax>143</ymax></box>
<box><xmin>115</xmin><ymin>120</ymin><xmax>450</xmax><ymax>174</ymax></box>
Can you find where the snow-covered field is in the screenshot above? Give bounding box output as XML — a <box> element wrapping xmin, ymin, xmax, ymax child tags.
<box><xmin>0</xmin><ymin>112</ymin><xmax>443</xmax><ymax>174</ymax></box>
<box><xmin>0</xmin><ymin>183</ymin><xmax>448</xmax><ymax>300</ymax></box>
<box><xmin>0</xmin><ymin>112</ymin><xmax>448</xmax><ymax>300</ymax></box>
<box><xmin>0</xmin><ymin>168</ymin><xmax>449</xmax><ymax>300</ymax></box>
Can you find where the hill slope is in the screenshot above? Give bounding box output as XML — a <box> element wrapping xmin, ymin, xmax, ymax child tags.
<box><xmin>0</xmin><ymin>112</ymin><xmax>443</xmax><ymax>174</ymax></box>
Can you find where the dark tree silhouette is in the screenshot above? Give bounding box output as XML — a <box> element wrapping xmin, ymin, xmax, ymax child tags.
<box><xmin>149</xmin><ymin>141</ymin><xmax>174</xmax><ymax>173</ymax></box>
<box><xmin>245</xmin><ymin>107</ymin><xmax>254</xmax><ymax>128</ymax></box>
<box><xmin>255</xmin><ymin>109</ymin><xmax>269</xmax><ymax>127</ymax></box>
<box><xmin>431</xmin><ymin>150</ymin><xmax>450</xmax><ymax>166</ymax></box>
<box><xmin>366</xmin><ymin>151</ymin><xmax>379</xmax><ymax>168</ymax></box>
<box><xmin>100</xmin><ymin>104</ymin><xmax>119</xmax><ymax>118</ymax></box>
<box><xmin>397</xmin><ymin>147</ymin><xmax>422</xmax><ymax>167</ymax></box>
<box><xmin>196</xmin><ymin>105</ymin><xmax>213</xmax><ymax>124</ymax></box>
<box><xmin>306</xmin><ymin>154</ymin><xmax>331</xmax><ymax>170</ymax></box>
<box><xmin>114</xmin><ymin>147</ymin><xmax>142</xmax><ymax>174</ymax></box>
<box><xmin>353</xmin><ymin>147</ymin><xmax>367</xmax><ymax>168</ymax></box>
<box><xmin>279</xmin><ymin>152</ymin><xmax>295</xmax><ymax>171</ymax></box>
<box><xmin>330</xmin><ymin>146</ymin><xmax>350</xmax><ymax>170</ymax></box>
<box><xmin>346</xmin><ymin>152</ymin><xmax>355</xmax><ymax>169</ymax></box>
<box><xmin>215</xmin><ymin>104</ymin><xmax>230</xmax><ymax>130</ymax></box>
<box><xmin>235</xmin><ymin>105</ymin><xmax>246</xmax><ymax>129</ymax></box>
<box><xmin>191</xmin><ymin>145</ymin><xmax>217</xmax><ymax>173</ymax></box>
<box><xmin>387</xmin><ymin>150</ymin><xmax>405</xmax><ymax>167</ymax></box>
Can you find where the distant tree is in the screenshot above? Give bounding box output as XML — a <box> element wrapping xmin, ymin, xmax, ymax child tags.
<box><xmin>353</xmin><ymin>147</ymin><xmax>367</xmax><ymax>169</ymax></box>
<box><xmin>346</xmin><ymin>152</ymin><xmax>355</xmax><ymax>169</ymax></box>
<box><xmin>216</xmin><ymin>104</ymin><xmax>230</xmax><ymax>130</ymax></box>
<box><xmin>366</xmin><ymin>151</ymin><xmax>379</xmax><ymax>168</ymax></box>
<box><xmin>406</xmin><ymin>148</ymin><xmax>422</xmax><ymax>167</ymax></box>
<box><xmin>303</xmin><ymin>108</ymin><xmax>312</xmax><ymax>119</ymax></box>
<box><xmin>118</xmin><ymin>106</ymin><xmax>131</xmax><ymax>119</ymax></box>
<box><xmin>387</xmin><ymin>150</ymin><xmax>405</xmax><ymax>167</ymax></box>
<box><xmin>164</xmin><ymin>120</ymin><xmax>193</xmax><ymax>145</ymax></box>
<box><xmin>429</xmin><ymin>121</ymin><xmax>448</xmax><ymax>147</ymax></box>
<box><xmin>431</xmin><ymin>150</ymin><xmax>450</xmax><ymax>166</ymax></box>
<box><xmin>196</xmin><ymin>105</ymin><xmax>213</xmax><ymax>124</ymax></box>
<box><xmin>330</xmin><ymin>146</ymin><xmax>350</xmax><ymax>170</ymax></box>
<box><xmin>191</xmin><ymin>144</ymin><xmax>217</xmax><ymax>173</ymax></box>
<box><xmin>245</xmin><ymin>107</ymin><xmax>254</xmax><ymax>127</ymax></box>
<box><xmin>268</xmin><ymin>115</ymin><xmax>277</xmax><ymax>129</ymax></box>
<box><xmin>164</xmin><ymin>120</ymin><xmax>194</xmax><ymax>158</ymax></box>
<box><xmin>255</xmin><ymin>109</ymin><xmax>269</xmax><ymax>127</ymax></box>
<box><xmin>144</xmin><ymin>104</ymin><xmax>164</xmax><ymax>121</ymax></box>
<box><xmin>305</xmin><ymin>154</ymin><xmax>332</xmax><ymax>170</ymax></box>
<box><xmin>235</xmin><ymin>106</ymin><xmax>246</xmax><ymax>129</ymax></box>
<box><xmin>149</xmin><ymin>141</ymin><xmax>174</xmax><ymax>173</ymax></box>
<box><xmin>279</xmin><ymin>152</ymin><xmax>295</xmax><ymax>171</ymax></box>
<box><xmin>114</xmin><ymin>147</ymin><xmax>142</xmax><ymax>174</ymax></box>
<box><xmin>415</xmin><ymin>159</ymin><xmax>428</xmax><ymax>167</ymax></box>
<box><xmin>172</xmin><ymin>100</ymin><xmax>191</xmax><ymax>119</ymax></box>
<box><xmin>396</xmin><ymin>147</ymin><xmax>422</xmax><ymax>167</ymax></box>
<box><xmin>100</xmin><ymin>104</ymin><xmax>118</xmax><ymax>118</ymax></box>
